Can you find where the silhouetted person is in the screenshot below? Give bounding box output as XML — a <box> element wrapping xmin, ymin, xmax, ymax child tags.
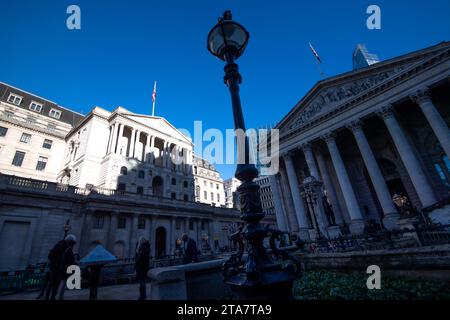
<box><xmin>87</xmin><ymin>264</ymin><xmax>104</xmax><ymax>300</ymax></box>
<box><xmin>45</xmin><ymin>239</ymin><xmax>68</xmax><ymax>300</ymax></box>
<box><xmin>135</xmin><ymin>237</ymin><xmax>150</xmax><ymax>300</ymax></box>
<box><xmin>182</xmin><ymin>233</ymin><xmax>198</xmax><ymax>264</ymax></box>
<box><xmin>57</xmin><ymin>234</ymin><xmax>77</xmax><ymax>300</ymax></box>
<box><xmin>36</xmin><ymin>263</ymin><xmax>50</xmax><ymax>299</ymax></box>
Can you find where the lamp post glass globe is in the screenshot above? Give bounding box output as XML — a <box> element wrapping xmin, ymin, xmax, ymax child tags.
<box><xmin>207</xmin><ymin>11</ymin><xmax>250</xmax><ymax>61</ymax></box>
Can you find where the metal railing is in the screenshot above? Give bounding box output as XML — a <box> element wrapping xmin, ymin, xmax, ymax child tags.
<box><xmin>295</xmin><ymin>224</ymin><xmax>450</xmax><ymax>254</ymax></box>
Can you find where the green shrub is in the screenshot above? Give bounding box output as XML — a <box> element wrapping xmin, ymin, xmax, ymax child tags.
<box><xmin>293</xmin><ymin>271</ymin><xmax>450</xmax><ymax>300</ymax></box>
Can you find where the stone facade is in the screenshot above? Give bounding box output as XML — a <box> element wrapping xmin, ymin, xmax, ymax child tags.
<box><xmin>267</xmin><ymin>42</ymin><xmax>450</xmax><ymax>240</ymax></box>
<box><xmin>0</xmin><ymin>174</ymin><xmax>241</xmax><ymax>271</ymax></box>
<box><xmin>223</xmin><ymin>177</ymin><xmax>241</xmax><ymax>209</ymax></box>
<box><xmin>193</xmin><ymin>155</ymin><xmax>225</xmax><ymax>207</ymax></box>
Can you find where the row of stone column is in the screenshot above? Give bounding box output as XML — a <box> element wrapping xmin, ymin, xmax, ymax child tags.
<box><xmin>106</xmin><ymin>122</ymin><xmax>193</xmax><ymax>173</ymax></box>
<box><xmin>271</xmin><ymin>88</ymin><xmax>448</xmax><ymax>237</ymax></box>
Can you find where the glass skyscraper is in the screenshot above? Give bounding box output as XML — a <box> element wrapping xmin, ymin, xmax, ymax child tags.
<box><xmin>352</xmin><ymin>44</ymin><xmax>380</xmax><ymax>70</ymax></box>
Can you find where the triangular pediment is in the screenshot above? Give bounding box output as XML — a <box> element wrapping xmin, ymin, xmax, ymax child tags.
<box><xmin>278</xmin><ymin>41</ymin><xmax>450</xmax><ymax>134</ymax></box>
<box><xmin>123</xmin><ymin>114</ymin><xmax>192</xmax><ymax>144</ymax></box>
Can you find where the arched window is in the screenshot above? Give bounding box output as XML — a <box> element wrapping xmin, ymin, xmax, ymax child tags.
<box><xmin>120</xmin><ymin>166</ymin><xmax>128</xmax><ymax>175</ymax></box>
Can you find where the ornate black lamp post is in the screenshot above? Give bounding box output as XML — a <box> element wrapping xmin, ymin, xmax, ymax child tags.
<box><xmin>207</xmin><ymin>11</ymin><xmax>295</xmax><ymax>300</ymax></box>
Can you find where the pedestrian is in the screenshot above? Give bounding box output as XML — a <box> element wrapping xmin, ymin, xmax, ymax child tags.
<box><xmin>135</xmin><ymin>236</ymin><xmax>150</xmax><ymax>300</ymax></box>
<box><xmin>36</xmin><ymin>263</ymin><xmax>50</xmax><ymax>299</ymax></box>
<box><xmin>45</xmin><ymin>239</ymin><xmax>68</xmax><ymax>300</ymax></box>
<box><xmin>57</xmin><ymin>234</ymin><xmax>77</xmax><ymax>300</ymax></box>
<box><xmin>87</xmin><ymin>264</ymin><xmax>104</xmax><ymax>300</ymax></box>
<box><xmin>182</xmin><ymin>233</ymin><xmax>198</xmax><ymax>264</ymax></box>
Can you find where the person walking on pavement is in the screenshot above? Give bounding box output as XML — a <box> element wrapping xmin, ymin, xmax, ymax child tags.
<box><xmin>182</xmin><ymin>233</ymin><xmax>198</xmax><ymax>264</ymax></box>
<box><xmin>57</xmin><ymin>234</ymin><xmax>77</xmax><ymax>300</ymax></box>
<box><xmin>135</xmin><ymin>236</ymin><xmax>150</xmax><ymax>300</ymax></box>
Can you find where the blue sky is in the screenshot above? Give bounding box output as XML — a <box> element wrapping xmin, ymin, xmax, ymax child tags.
<box><xmin>1</xmin><ymin>0</ymin><xmax>449</xmax><ymax>179</ymax></box>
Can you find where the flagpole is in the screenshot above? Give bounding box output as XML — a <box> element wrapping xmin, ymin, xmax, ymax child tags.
<box><xmin>152</xmin><ymin>81</ymin><xmax>157</xmax><ymax>116</ymax></box>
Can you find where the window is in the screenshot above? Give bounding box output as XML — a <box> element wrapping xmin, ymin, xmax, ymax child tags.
<box><xmin>203</xmin><ymin>180</ymin><xmax>206</xmax><ymax>187</ymax></box>
<box><xmin>210</xmin><ymin>182</ymin><xmax>213</xmax><ymax>188</ymax></box>
<box><xmin>93</xmin><ymin>215</ymin><xmax>105</xmax><ymax>229</ymax></box>
<box><xmin>7</xmin><ymin>93</ymin><xmax>22</xmax><ymax>105</ymax></box>
<box><xmin>211</xmin><ymin>192</ymin><xmax>214</xmax><ymax>201</ymax></box>
<box><xmin>49</xmin><ymin>109</ymin><xmax>61</xmax><ymax>119</ymax></box>
<box><xmin>201</xmin><ymin>220</ymin><xmax>205</xmax><ymax>230</ymax></box>
<box><xmin>171</xmin><ymin>178</ymin><xmax>176</xmax><ymax>185</ymax></box>
<box><xmin>26</xmin><ymin>117</ymin><xmax>36</xmax><ymax>125</ymax></box>
<box><xmin>117</xmin><ymin>183</ymin><xmax>126</xmax><ymax>192</ymax></box>
<box><xmin>29</xmin><ymin>101</ymin><xmax>43</xmax><ymax>113</ymax></box>
<box><xmin>47</xmin><ymin>124</ymin><xmax>56</xmax><ymax>132</ymax></box>
<box><xmin>217</xmin><ymin>193</ymin><xmax>220</xmax><ymax>202</ymax></box>
<box><xmin>42</xmin><ymin>139</ymin><xmax>53</xmax><ymax>149</ymax></box>
<box><xmin>183</xmin><ymin>181</ymin><xmax>188</xmax><ymax>188</ymax></box>
<box><xmin>137</xmin><ymin>186</ymin><xmax>144</xmax><ymax>194</ymax></box>
<box><xmin>20</xmin><ymin>133</ymin><xmax>32</xmax><ymax>143</ymax></box>
<box><xmin>176</xmin><ymin>220</ymin><xmax>181</xmax><ymax>230</ymax></box>
<box><xmin>204</xmin><ymin>191</ymin><xmax>207</xmax><ymax>200</ymax></box>
<box><xmin>0</xmin><ymin>126</ymin><xmax>7</xmax><ymax>137</ymax></box>
<box><xmin>120</xmin><ymin>166</ymin><xmax>128</xmax><ymax>175</ymax></box>
<box><xmin>118</xmin><ymin>216</ymin><xmax>126</xmax><ymax>229</ymax></box>
<box><xmin>183</xmin><ymin>194</ymin><xmax>188</xmax><ymax>201</ymax></box>
<box><xmin>138</xmin><ymin>216</ymin><xmax>146</xmax><ymax>229</ymax></box>
<box><xmin>189</xmin><ymin>221</ymin><xmax>194</xmax><ymax>230</ymax></box>
<box><xmin>171</xmin><ymin>192</ymin><xmax>176</xmax><ymax>200</ymax></box>
<box><xmin>138</xmin><ymin>170</ymin><xmax>145</xmax><ymax>179</ymax></box>
<box><xmin>148</xmin><ymin>170</ymin><xmax>152</xmax><ymax>176</ymax></box>
<box><xmin>216</xmin><ymin>184</ymin><xmax>219</xmax><ymax>190</ymax></box>
<box><xmin>36</xmin><ymin>156</ymin><xmax>48</xmax><ymax>171</ymax></box>
<box><xmin>12</xmin><ymin>151</ymin><xmax>25</xmax><ymax>167</ymax></box>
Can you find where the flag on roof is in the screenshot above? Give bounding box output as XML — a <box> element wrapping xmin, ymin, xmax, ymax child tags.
<box><xmin>309</xmin><ymin>42</ymin><xmax>322</xmax><ymax>63</ymax></box>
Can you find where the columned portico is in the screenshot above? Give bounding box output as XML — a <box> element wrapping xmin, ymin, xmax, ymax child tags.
<box><xmin>283</xmin><ymin>153</ymin><xmax>310</xmax><ymax>239</ymax></box>
<box><xmin>411</xmin><ymin>88</ymin><xmax>450</xmax><ymax>159</ymax></box>
<box><xmin>378</xmin><ymin>105</ymin><xmax>437</xmax><ymax>208</ymax></box>
<box><xmin>347</xmin><ymin>120</ymin><xmax>399</xmax><ymax>229</ymax></box>
<box><xmin>322</xmin><ymin>132</ymin><xmax>365</xmax><ymax>234</ymax></box>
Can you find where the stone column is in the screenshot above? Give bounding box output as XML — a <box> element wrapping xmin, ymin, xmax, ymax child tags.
<box><xmin>208</xmin><ymin>219</ymin><xmax>215</xmax><ymax>251</ymax></box>
<box><xmin>279</xmin><ymin>166</ymin><xmax>300</xmax><ymax>232</ymax></box>
<box><xmin>129</xmin><ymin>215</ymin><xmax>139</xmax><ymax>258</ymax></box>
<box><xmin>269</xmin><ymin>174</ymin><xmax>288</xmax><ymax>231</ymax></box>
<box><xmin>323</xmin><ymin>132</ymin><xmax>365</xmax><ymax>234</ymax></box>
<box><xmin>348</xmin><ymin>120</ymin><xmax>399</xmax><ymax>230</ymax></box>
<box><xmin>301</xmin><ymin>143</ymin><xmax>320</xmax><ymax>179</ymax></box>
<box><xmin>145</xmin><ymin>134</ymin><xmax>151</xmax><ymax>162</ymax></box>
<box><xmin>129</xmin><ymin>128</ymin><xmax>136</xmax><ymax>157</ymax></box>
<box><xmin>107</xmin><ymin>125</ymin><xmax>114</xmax><ymax>154</ymax></box>
<box><xmin>149</xmin><ymin>216</ymin><xmax>157</xmax><ymax>258</ymax></box>
<box><xmin>108</xmin><ymin>211</ymin><xmax>119</xmax><ymax>252</ymax></box>
<box><xmin>411</xmin><ymin>88</ymin><xmax>450</xmax><ymax>158</ymax></box>
<box><xmin>378</xmin><ymin>105</ymin><xmax>437</xmax><ymax>207</ymax></box>
<box><xmin>117</xmin><ymin>124</ymin><xmax>124</xmax><ymax>155</ymax></box>
<box><xmin>283</xmin><ymin>153</ymin><xmax>310</xmax><ymax>239</ymax></box>
<box><xmin>135</xmin><ymin>130</ymin><xmax>141</xmax><ymax>158</ymax></box>
<box><xmin>163</xmin><ymin>141</ymin><xmax>170</xmax><ymax>168</ymax></box>
<box><xmin>315</xmin><ymin>150</ymin><xmax>344</xmax><ymax>226</ymax></box>
<box><xmin>169</xmin><ymin>218</ymin><xmax>176</xmax><ymax>255</ymax></box>
<box><xmin>110</xmin><ymin>123</ymin><xmax>119</xmax><ymax>154</ymax></box>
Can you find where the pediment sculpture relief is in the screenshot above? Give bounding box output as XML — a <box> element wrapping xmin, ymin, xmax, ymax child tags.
<box><xmin>282</xmin><ymin>66</ymin><xmax>406</xmax><ymax>133</ymax></box>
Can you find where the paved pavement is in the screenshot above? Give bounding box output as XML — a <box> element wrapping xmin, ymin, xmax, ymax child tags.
<box><xmin>0</xmin><ymin>283</ymin><xmax>150</xmax><ymax>300</ymax></box>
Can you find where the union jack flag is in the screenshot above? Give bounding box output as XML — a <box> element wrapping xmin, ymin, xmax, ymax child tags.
<box><xmin>309</xmin><ymin>42</ymin><xmax>322</xmax><ymax>63</ymax></box>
